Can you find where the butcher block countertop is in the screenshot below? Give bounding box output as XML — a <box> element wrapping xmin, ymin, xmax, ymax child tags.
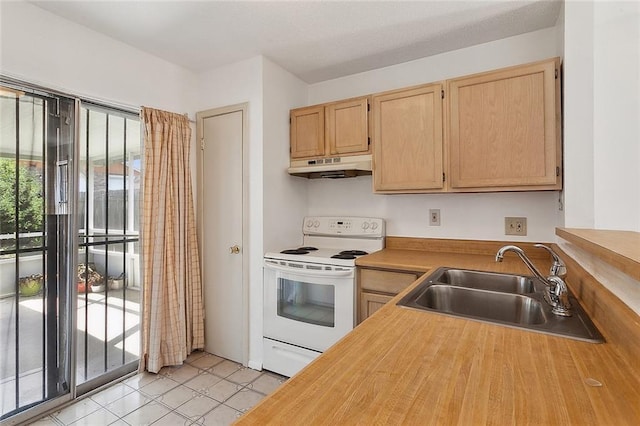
<box><xmin>237</xmin><ymin>237</ymin><xmax>640</xmax><ymax>425</ymax></box>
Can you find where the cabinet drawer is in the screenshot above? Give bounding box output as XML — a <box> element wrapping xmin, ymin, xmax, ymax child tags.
<box><xmin>359</xmin><ymin>269</ymin><xmax>419</xmax><ymax>294</ymax></box>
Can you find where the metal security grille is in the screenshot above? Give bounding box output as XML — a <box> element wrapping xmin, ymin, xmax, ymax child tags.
<box><xmin>76</xmin><ymin>104</ymin><xmax>141</xmax><ymax>387</ymax></box>
<box><xmin>0</xmin><ymin>79</ymin><xmax>143</xmax><ymax>421</ymax></box>
<box><xmin>0</xmin><ymin>87</ymin><xmax>75</xmax><ymax>419</ymax></box>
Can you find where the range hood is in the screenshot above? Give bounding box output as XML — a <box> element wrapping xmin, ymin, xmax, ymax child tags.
<box><xmin>288</xmin><ymin>154</ymin><xmax>372</xmax><ymax>179</ymax></box>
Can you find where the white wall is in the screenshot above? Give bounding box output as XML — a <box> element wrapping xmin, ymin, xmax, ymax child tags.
<box><xmin>195</xmin><ymin>57</ymin><xmax>309</xmax><ymax>370</ymax></box>
<box><xmin>262</xmin><ymin>58</ymin><xmax>308</xmax><ymax>253</ymax></box>
<box><xmin>195</xmin><ymin>57</ymin><xmax>265</xmax><ymax>368</ymax></box>
<box><xmin>592</xmin><ymin>1</ymin><xmax>640</xmax><ymax>231</ymax></box>
<box><xmin>307</xmin><ymin>179</ymin><xmax>560</xmax><ymax>242</ymax></box>
<box><xmin>0</xmin><ymin>1</ymin><xmax>196</xmax><ymax>113</ymax></box>
<box><xmin>559</xmin><ymin>1</ymin><xmax>640</xmax><ymax>314</ymax></box>
<box><xmin>555</xmin><ymin>2</ymin><xmax>565</xmax><ymax>61</ymax></box>
<box><xmin>563</xmin><ymin>1</ymin><xmax>640</xmax><ymax>232</ymax></box>
<box><xmin>563</xmin><ymin>1</ymin><xmax>597</xmax><ymax>230</ymax></box>
<box><xmin>554</xmin><ymin>0</ymin><xmax>565</xmax><ymax>231</ymax></box>
<box><xmin>306</xmin><ymin>27</ymin><xmax>563</xmax><ymax>242</ymax></box>
<box><xmin>308</xmin><ymin>27</ymin><xmax>559</xmax><ymax>103</ymax></box>
<box><xmin>258</xmin><ymin>57</ymin><xmax>308</xmax><ymax>369</ymax></box>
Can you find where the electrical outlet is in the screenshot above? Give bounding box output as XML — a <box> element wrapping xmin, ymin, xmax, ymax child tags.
<box><xmin>505</xmin><ymin>217</ymin><xmax>527</xmax><ymax>236</ymax></box>
<box><xmin>429</xmin><ymin>209</ymin><xmax>441</xmax><ymax>226</ymax></box>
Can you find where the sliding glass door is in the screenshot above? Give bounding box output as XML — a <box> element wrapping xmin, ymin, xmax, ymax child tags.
<box><xmin>0</xmin><ymin>81</ymin><xmax>142</xmax><ymax>422</ymax></box>
<box><xmin>76</xmin><ymin>104</ymin><xmax>141</xmax><ymax>389</ymax></box>
<box><xmin>0</xmin><ymin>87</ymin><xmax>76</xmax><ymax>419</ymax></box>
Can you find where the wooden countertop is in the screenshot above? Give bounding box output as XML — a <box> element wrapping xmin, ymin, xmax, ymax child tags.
<box><xmin>557</xmin><ymin>228</ymin><xmax>640</xmax><ymax>281</ymax></box>
<box><xmin>355</xmin><ymin>248</ymin><xmax>539</xmax><ymax>274</ymax></box>
<box><xmin>237</xmin><ymin>240</ymin><xmax>640</xmax><ymax>425</ymax></box>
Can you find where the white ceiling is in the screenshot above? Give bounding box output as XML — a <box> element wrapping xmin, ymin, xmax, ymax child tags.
<box><xmin>30</xmin><ymin>0</ymin><xmax>562</xmax><ymax>83</ymax></box>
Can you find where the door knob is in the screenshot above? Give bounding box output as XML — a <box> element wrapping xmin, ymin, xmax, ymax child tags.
<box><xmin>229</xmin><ymin>245</ymin><xmax>240</xmax><ymax>254</ymax></box>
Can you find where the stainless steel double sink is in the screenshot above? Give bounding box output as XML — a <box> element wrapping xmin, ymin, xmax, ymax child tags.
<box><xmin>397</xmin><ymin>268</ymin><xmax>604</xmax><ymax>343</ymax></box>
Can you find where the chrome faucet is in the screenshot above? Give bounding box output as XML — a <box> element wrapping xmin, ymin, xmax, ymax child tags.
<box><xmin>534</xmin><ymin>244</ymin><xmax>567</xmax><ymax>279</ymax></box>
<box><xmin>496</xmin><ymin>244</ymin><xmax>571</xmax><ymax>317</ymax></box>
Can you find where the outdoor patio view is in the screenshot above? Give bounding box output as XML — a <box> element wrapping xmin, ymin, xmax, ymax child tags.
<box><xmin>76</xmin><ymin>106</ymin><xmax>142</xmax><ymax>385</ymax></box>
<box><xmin>0</xmin><ymin>89</ymin><xmax>142</xmax><ymax>419</ymax></box>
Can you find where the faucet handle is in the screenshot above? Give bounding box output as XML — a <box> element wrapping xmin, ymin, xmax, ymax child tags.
<box><xmin>546</xmin><ymin>275</ymin><xmax>572</xmax><ymax>316</ymax></box>
<box><xmin>534</xmin><ymin>244</ymin><xmax>567</xmax><ymax>278</ymax></box>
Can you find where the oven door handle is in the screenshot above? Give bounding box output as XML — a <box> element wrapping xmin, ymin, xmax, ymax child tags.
<box><xmin>264</xmin><ymin>261</ymin><xmax>354</xmax><ymax>277</ymax></box>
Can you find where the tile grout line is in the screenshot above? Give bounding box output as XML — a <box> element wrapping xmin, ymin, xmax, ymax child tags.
<box><xmin>26</xmin><ymin>353</ymin><xmax>284</xmax><ymax>425</ymax></box>
<box><xmin>151</xmin><ymin>363</ymin><xmax>269</xmax><ymax>421</ymax></box>
<box><xmin>126</xmin><ymin>364</ymin><xmax>233</xmax><ymax>423</ymax></box>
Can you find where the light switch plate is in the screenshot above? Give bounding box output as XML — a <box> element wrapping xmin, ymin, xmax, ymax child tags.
<box><xmin>505</xmin><ymin>217</ymin><xmax>527</xmax><ymax>236</ymax></box>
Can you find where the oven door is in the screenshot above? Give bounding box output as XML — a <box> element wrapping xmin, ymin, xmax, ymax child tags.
<box><xmin>263</xmin><ymin>259</ymin><xmax>355</xmax><ymax>353</ymax></box>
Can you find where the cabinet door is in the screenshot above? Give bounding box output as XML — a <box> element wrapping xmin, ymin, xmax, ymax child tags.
<box><xmin>326</xmin><ymin>97</ymin><xmax>369</xmax><ymax>156</ymax></box>
<box><xmin>290</xmin><ymin>105</ymin><xmax>325</xmax><ymax>159</ymax></box>
<box><xmin>359</xmin><ymin>292</ymin><xmax>393</xmax><ymax>323</ymax></box>
<box><xmin>372</xmin><ymin>84</ymin><xmax>444</xmax><ymax>192</ymax></box>
<box><xmin>448</xmin><ymin>58</ymin><xmax>561</xmax><ymax>190</ymax></box>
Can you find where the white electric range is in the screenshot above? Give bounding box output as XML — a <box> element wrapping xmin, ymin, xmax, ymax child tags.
<box><xmin>262</xmin><ymin>216</ymin><xmax>385</xmax><ymax>377</ymax></box>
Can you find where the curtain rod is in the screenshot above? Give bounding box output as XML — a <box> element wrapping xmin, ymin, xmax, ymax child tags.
<box><xmin>141</xmin><ymin>105</ymin><xmax>195</xmax><ymax>123</ymax></box>
<box><xmin>81</xmin><ymin>95</ymin><xmax>139</xmax><ymax>115</ymax></box>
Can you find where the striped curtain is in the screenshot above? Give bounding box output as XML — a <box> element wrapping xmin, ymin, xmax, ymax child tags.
<box><xmin>140</xmin><ymin>107</ymin><xmax>204</xmax><ymax>373</ymax></box>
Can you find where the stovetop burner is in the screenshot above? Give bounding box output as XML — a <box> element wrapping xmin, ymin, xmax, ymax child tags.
<box><xmin>331</xmin><ymin>250</ymin><xmax>368</xmax><ymax>260</ymax></box>
<box><xmin>280</xmin><ymin>246</ymin><xmax>319</xmax><ymax>255</ymax></box>
<box><xmin>339</xmin><ymin>250</ymin><xmax>368</xmax><ymax>256</ymax></box>
<box><xmin>280</xmin><ymin>249</ymin><xmax>310</xmax><ymax>255</ymax></box>
<box><xmin>331</xmin><ymin>253</ymin><xmax>357</xmax><ymax>260</ymax></box>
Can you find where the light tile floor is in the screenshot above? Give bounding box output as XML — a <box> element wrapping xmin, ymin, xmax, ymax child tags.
<box><xmin>27</xmin><ymin>351</ymin><xmax>286</xmax><ymax>426</ymax></box>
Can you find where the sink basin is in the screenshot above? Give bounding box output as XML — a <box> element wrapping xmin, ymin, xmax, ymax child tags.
<box><xmin>414</xmin><ymin>285</ymin><xmax>546</xmax><ymax>325</ymax></box>
<box><xmin>427</xmin><ymin>268</ymin><xmax>536</xmax><ymax>294</ymax></box>
<box><xmin>397</xmin><ymin>267</ymin><xmax>604</xmax><ymax>343</ymax></box>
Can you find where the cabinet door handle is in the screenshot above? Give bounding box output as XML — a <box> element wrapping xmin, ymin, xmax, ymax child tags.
<box><xmin>229</xmin><ymin>245</ymin><xmax>240</xmax><ymax>254</ymax></box>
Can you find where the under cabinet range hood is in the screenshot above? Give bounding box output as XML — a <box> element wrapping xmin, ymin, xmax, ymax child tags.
<box><xmin>288</xmin><ymin>154</ymin><xmax>372</xmax><ymax>179</ymax></box>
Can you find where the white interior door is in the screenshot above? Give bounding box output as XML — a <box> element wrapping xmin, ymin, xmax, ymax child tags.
<box><xmin>198</xmin><ymin>106</ymin><xmax>246</xmax><ymax>364</ymax></box>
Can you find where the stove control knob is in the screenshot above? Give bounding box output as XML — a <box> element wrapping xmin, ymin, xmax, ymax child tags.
<box><xmin>362</xmin><ymin>222</ymin><xmax>369</xmax><ymax>230</ymax></box>
<box><xmin>306</xmin><ymin>220</ymin><xmax>313</xmax><ymax>228</ymax></box>
<box><xmin>313</xmin><ymin>220</ymin><xmax>320</xmax><ymax>228</ymax></box>
<box><xmin>371</xmin><ymin>222</ymin><xmax>379</xmax><ymax>230</ymax></box>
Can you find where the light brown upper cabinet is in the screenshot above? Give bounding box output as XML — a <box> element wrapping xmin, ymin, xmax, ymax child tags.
<box><xmin>447</xmin><ymin>58</ymin><xmax>562</xmax><ymax>191</ymax></box>
<box><xmin>290</xmin><ymin>97</ymin><xmax>369</xmax><ymax>159</ymax></box>
<box><xmin>290</xmin><ymin>105</ymin><xmax>325</xmax><ymax>159</ymax></box>
<box><xmin>290</xmin><ymin>57</ymin><xmax>562</xmax><ymax>192</ymax></box>
<box><xmin>326</xmin><ymin>97</ymin><xmax>369</xmax><ymax>155</ymax></box>
<box><xmin>372</xmin><ymin>83</ymin><xmax>444</xmax><ymax>192</ymax></box>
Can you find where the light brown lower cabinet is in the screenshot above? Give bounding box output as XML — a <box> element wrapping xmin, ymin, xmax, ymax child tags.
<box><xmin>360</xmin><ymin>292</ymin><xmax>394</xmax><ymax>321</ymax></box>
<box><xmin>358</xmin><ymin>268</ymin><xmax>424</xmax><ymax>323</ymax></box>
